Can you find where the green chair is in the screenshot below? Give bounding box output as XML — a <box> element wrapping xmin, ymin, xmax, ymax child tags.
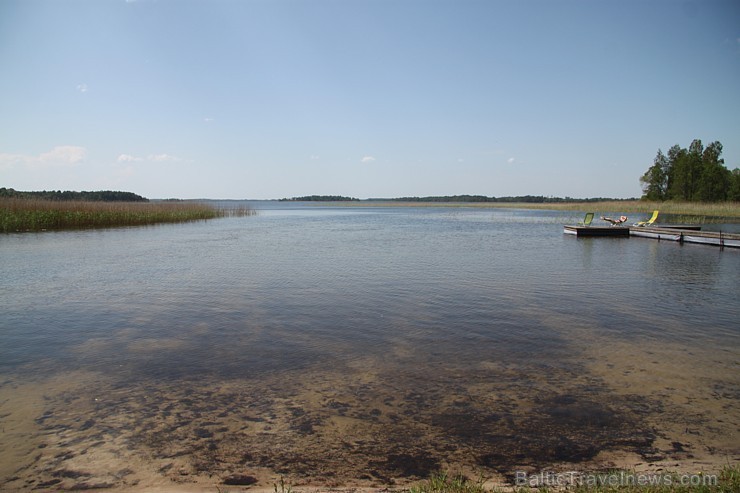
<box><xmin>634</xmin><ymin>210</ymin><xmax>659</xmax><ymax>227</ymax></box>
<box><xmin>578</xmin><ymin>212</ymin><xmax>594</xmax><ymax>226</ymax></box>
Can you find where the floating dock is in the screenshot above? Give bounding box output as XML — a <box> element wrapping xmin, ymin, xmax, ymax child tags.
<box><xmin>563</xmin><ymin>225</ymin><xmax>629</xmax><ymax>236</ymax></box>
<box><xmin>563</xmin><ymin>224</ymin><xmax>740</xmax><ymax>248</ymax></box>
<box><xmin>630</xmin><ymin>226</ymin><xmax>740</xmax><ymax>248</ymax></box>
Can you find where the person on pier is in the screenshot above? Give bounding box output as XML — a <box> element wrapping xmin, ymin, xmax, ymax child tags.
<box><xmin>601</xmin><ymin>215</ymin><xmax>628</xmax><ymax>226</ymax></box>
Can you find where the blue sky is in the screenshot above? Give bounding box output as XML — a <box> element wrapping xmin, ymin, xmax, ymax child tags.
<box><xmin>1</xmin><ymin>0</ymin><xmax>739</xmax><ymax>199</ymax></box>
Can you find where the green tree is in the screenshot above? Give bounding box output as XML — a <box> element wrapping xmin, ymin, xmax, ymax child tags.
<box><xmin>639</xmin><ymin>149</ymin><xmax>668</xmax><ymax>200</ymax></box>
<box><xmin>685</xmin><ymin>139</ymin><xmax>704</xmax><ymax>200</ymax></box>
<box><xmin>697</xmin><ymin>141</ymin><xmax>729</xmax><ymax>201</ymax></box>
<box><xmin>666</xmin><ymin>144</ymin><xmax>689</xmax><ymax>200</ymax></box>
<box><xmin>729</xmin><ymin>168</ymin><xmax>740</xmax><ymax>201</ymax></box>
<box><xmin>641</xmin><ymin>139</ymin><xmax>734</xmax><ymax>202</ymax></box>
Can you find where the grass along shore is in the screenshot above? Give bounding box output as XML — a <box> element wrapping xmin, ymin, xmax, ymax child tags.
<box><xmin>0</xmin><ymin>198</ymin><xmax>254</xmax><ymax>232</ymax></box>
<box><xmin>530</xmin><ymin>200</ymin><xmax>740</xmax><ymax>218</ymax></box>
<box><xmin>335</xmin><ymin>200</ymin><xmax>740</xmax><ymax>220</ymax></box>
<box><xmin>487</xmin><ymin>200</ymin><xmax>740</xmax><ymax>223</ymax></box>
<box><xmin>4</xmin><ymin>198</ymin><xmax>738</xmax><ymax>232</ymax></box>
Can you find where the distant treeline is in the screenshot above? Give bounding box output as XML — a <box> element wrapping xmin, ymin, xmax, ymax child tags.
<box><xmin>280</xmin><ymin>195</ymin><xmax>360</xmax><ymax>201</ymax></box>
<box><xmin>369</xmin><ymin>195</ymin><xmax>637</xmax><ymax>203</ymax></box>
<box><xmin>279</xmin><ymin>194</ymin><xmax>636</xmax><ymax>203</ymax></box>
<box><xmin>0</xmin><ymin>188</ymin><xmax>148</xmax><ymax>202</ymax></box>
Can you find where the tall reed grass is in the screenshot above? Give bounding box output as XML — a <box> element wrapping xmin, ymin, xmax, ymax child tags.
<box><xmin>342</xmin><ymin>200</ymin><xmax>740</xmax><ymax>219</ymax></box>
<box><xmin>538</xmin><ymin>200</ymin><xmax>740</xmax><ymax>223</ymax></box>
<box><xmin>552</xmin><ymin>200</ymin><xmax>740</xmax><ymax>217</ymax></box>
<box><xmin>0</xmin><ymin>198</ymin><xmax>255</xmax><ymax>233</ymax></box>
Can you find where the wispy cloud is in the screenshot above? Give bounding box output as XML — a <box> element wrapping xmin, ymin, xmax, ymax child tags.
<box><xmin>76</xmin><ymin>83</ymin><xmax>88</xmax><ymax>93</ymax></box>
<box><xmin>117</xmin><ymin>154</ymin><xmax>142</xmax><ymax>163</ymax></box>
<box><xmin>148</xmin><ymin>153</ymin><xmax>181</xmax><ymax>162</ymax></box>
<box><xmin>40</xmin><ymin>146</ymin><xmax>87</xmax><ymax>164</ymax></box>
<box><xmin>507</xmin><ymin>157</ymin><xmax>516</xmax><ymax>164</ymax></box>
<box><xmin>0</xmin><ymin>146</ymin><xmax>87</xmax><ymax>170</ymax></box>
<box><xmin>361</xmin><ymin>156</ymin><xmax>376</xmax><ymax>163</ymax></box>
<box><xmin>309</xmin><ymin>155</ymin><xmax>320</xmax><ymax>160</ymax></box>
<box><xmin>204</xmin><ymin>117</ymin><xmax>214</xmax><ymax>123</ymax></box>
<box><xmin>117</xmin><ymin>153</ymin><xmax>182</xmax><ymax>163</ymax></box>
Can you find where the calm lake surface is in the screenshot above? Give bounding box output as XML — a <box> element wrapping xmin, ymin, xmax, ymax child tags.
<box><xmin>1</xmin><ymin>204</ymin><xmax>738</xmax><ymax>490</ymax></box>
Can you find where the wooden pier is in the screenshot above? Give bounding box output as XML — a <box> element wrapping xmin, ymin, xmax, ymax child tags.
<box><xmin>564</xmin><ymin>224</ymin><xmax>740</xmax><ymax>248</ymax></box>
<box><xmin>629</xmin><ymin>226</ymin><xmax>740</xmax><ymax>248</ymax></box>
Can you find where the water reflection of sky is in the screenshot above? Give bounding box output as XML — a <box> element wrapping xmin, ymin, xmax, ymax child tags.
<box><xmin>1</xmin><ymin>206</ymin><xmax>738</xmax><ymax>374</ymax></box>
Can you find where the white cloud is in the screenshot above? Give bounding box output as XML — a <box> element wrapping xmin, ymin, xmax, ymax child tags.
<box><xmin>204</xmin><ymin>117</ymin><xmax>214</xmax><ymax>123</ymax></box>
<box><xmin>507</xmin><ymin>157</ymin><xmax>516</xmax><ymax>164</ymax></box>
<box><xmin>0</xmin><ymin>146</ymin><xmax>87</xmax><ymax>170</ymax></box>
<box><xmin>117</xmin><ymin>154</ymin><xmax>142</xmax><ymax>163</ymax></box>
<box><xmin>310</xmin><ymin>155</ymin><xmax>320</xmax><ymax>160</ymax></box>
<box><xmin>39</xmin><ymin>146</ymin><xmax>87</xmax><ymax>164</ymax></box>
<box><xmin>117</xmin><ymin>153</ymin><xmax>182</xmax><ymax>163</ymax></box>
<box><xmin>76</xmin><ymin>83</ymin><xmax>88</xmax><ymax>93</ymax></box>
<box><xmin>361</xmin><ymin>156</ymin><xmax>376</xmax><ymax>163</ymax></box>
<box><xmin>148</xmin><ymin>153</ymin><xmax>181</xmax><ymax>162</ymax></box>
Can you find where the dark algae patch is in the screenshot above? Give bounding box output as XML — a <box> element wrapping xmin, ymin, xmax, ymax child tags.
<box><xmin>0</xmin><ymin>355</ymin><xmax>682</xmax><ymax>491</ymax></box>
<box><xmin>223</xmin><ymin>473</ymin><xmax>258</xmax><ymax>485</ymax></box>
<box><xmin>476</xmin><ymin>394</ymin><xmax>657</xmax><ymax>476</ymax></box>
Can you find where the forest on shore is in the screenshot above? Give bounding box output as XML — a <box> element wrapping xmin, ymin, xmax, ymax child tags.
<box><xmin>0</xmin><ymin>188</ymin><xmax>148</xmax><ymax>202</ymax></box>
<box><xmin>640</xmin><ymin>139</ymin><xmax>740</xmax><ymax>202</ymax></box>
<box><xmin>371</xmin><ymin>195</ymin><xmax>636</xmax><ymax>203</ymax></box>
<box><xmin>281</xmin><ymin>194</ymin><xmax>639</xmax><ymax>203</ymax></box>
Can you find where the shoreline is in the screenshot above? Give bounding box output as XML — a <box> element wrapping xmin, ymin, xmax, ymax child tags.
<box><xmin>277</xmin><ymin>200</ymin><xmax>740</xmax><ymax>220</ymax></box>
<box><xmin>14</xmin><ymin>456</ymin><xmax>737</xmax><ymax>493</ymax></box>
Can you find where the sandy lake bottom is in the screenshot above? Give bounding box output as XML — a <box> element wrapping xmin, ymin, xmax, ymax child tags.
<box><xmin>1</xmin><ymin>317</ymin><xmax>737</xmax><ymax>491</ymax></box>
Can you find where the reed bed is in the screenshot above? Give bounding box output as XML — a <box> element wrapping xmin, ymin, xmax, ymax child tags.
<box><xmin>0</xmin><ymin>198</ymin><xmax>254</xmax><ymax>233</ymax></box>
<box><xmin>535</xmin><ymin>200</ymin><xmax>740</xmax><ymax>223</ymax></box>
<box><xmin>340</xmin><ymin>200</ymin><xmax>740</xmax><ymax>220</ymax></box>
<box><xmin>547</xmin><ymin>200</ymin><xmax>740</xmax><ymax>217</ymax></box>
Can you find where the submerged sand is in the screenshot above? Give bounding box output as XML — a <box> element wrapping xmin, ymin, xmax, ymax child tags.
<box><xmin>1</xmin><ymin>291</ymin><xmax>738</xmax><ymax>492</ymax></box>
<box><xmin>1</xmin><ymin>318</ymin><xmax>737</xmax><ymax>493</ymax></box>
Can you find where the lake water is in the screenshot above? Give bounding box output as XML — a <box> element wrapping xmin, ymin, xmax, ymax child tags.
<box><xmin>1</xmin><ymin>204</ymin><xmax>738</xmax><ymax>490</ymax></box>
